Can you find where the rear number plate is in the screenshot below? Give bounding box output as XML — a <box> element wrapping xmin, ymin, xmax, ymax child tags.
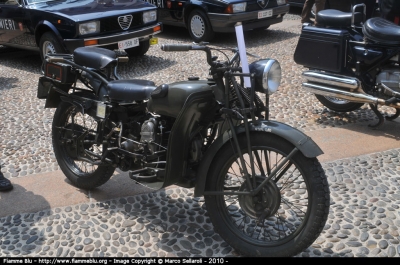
<box><xmin>118</xmin><ymin>38</ymin><xmax>139</xmax><ymax>50</ymax></box>
<box><xmin>258</xmin><ymin>10</ymin><xmax>273</xmax><ymax>19</ymax></box>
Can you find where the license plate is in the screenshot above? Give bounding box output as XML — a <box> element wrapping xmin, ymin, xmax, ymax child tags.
<box><xmin>258</xmin><ymin>10</ymin><xmax>273</xmax><ymax>19</ymax></box>
<box><xmin>118</xmin><ymin>38</ymin><xmax>139</xmax><ymax>50</ymax></box>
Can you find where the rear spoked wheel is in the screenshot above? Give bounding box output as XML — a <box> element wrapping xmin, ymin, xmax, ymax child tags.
<box><xmin>52</xmin><ymin>97</ymin><xmax>115</xmax><ymax>190</ymax></box>
<box><xmin>204</xmin><ymin>133</ymin><xmax>330</xmax><ymax>257</ymax></box>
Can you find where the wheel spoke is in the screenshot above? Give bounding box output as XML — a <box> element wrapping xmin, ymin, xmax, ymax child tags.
<box><xmin>60</xmin><ymin>106</ymin><xmax>103</xmax><ymax>176</ymax></box>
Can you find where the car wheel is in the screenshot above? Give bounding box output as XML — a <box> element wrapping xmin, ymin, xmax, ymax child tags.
<box><xmin>188</xmin><ymin>9</ymin><xmax>214</xmax><ymax>42</ymax></box>
<box><xmin>39</xmin><ymin>32</ymin><xmax>64</xmax><ymax>60</ymax></box>
<box><xmin>125</xmin><ymin>40</ymin><xmax>150</xmax><ymax>57</ymax></box>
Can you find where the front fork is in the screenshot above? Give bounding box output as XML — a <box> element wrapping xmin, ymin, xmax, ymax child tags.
<box><xmin>204</xmin><ymin>72</ymin><xmax>300</xmax><ymax>196</ymax></box>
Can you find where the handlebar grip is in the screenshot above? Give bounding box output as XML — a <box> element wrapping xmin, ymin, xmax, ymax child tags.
<box><xmin>161</xmin><ymin>44</ymin><xmax>192</xmax><ymax>52</ymax></box>
<box><xmin>46</xmin><ymin>56</ymin><xmax>65</xmax><ymax>63</ymax></box>
<box><xmin>118</xmin><ymin>56</ymin><xmax>129</xmax><ymax>63</ymax></box>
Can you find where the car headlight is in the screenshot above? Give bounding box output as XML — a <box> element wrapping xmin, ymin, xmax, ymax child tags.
<box><xmin>143</xmin><ymin>10</ymin><xmax>157</xmax><ymax>24</ymax></box>
<box><xmin>277</xmin><ymin>0</ymin><xmax>287</xmax><ymax>5</ymax></box>
<box><xmin>249</xmin><ymin>59</ymin><xmax>281</xmax><ymax>94</ymax></box>
<box><xmin>79</xmin><ymin>21</ymin><xmax>100</xmax><ymax>35</ymax></box>
<box><xmin>225</xmin><ymin>3</ymin><xmax>247</xmax><ymax>13</ymax></box>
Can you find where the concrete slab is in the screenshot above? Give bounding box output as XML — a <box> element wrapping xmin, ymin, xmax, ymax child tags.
<box><xmin>0</xmin><ymin>170</ymin><xmax>152</xmax><ymax>218</ymax></box>
<box><xmin>307</xmin><ymin>120</ymin><xmax>400</xmax><ymax>162</ymax></box>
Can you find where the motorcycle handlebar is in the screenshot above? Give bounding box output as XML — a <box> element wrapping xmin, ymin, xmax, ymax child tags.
<box><xmin>161</xmin><ymin>44</ymin><xmax>217</xmax><ymax>67</ymax></box>
<box><xmin>161</xmin><ymin>44</ymin><xmax>193</xmax><ymax>52</ymax></box>
<box><xmin>46</xmin><ymin>56</ymin><xmax>65</xmax><ymax>63</ymax></box>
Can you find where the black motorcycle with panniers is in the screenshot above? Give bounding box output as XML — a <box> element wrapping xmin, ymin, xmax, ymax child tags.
<box><xmin>37</xmin><ymin>39</ymin><xmax>330</xmax><ymax>256</ymax></box>
<box><xmin>294</xmin><ymin>4</ymin><xmax>400</xmax><ymax>128</ymax></box>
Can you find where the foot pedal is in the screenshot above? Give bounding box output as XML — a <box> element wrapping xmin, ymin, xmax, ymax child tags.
<box><xmin>129</xmin><ymin>168</ymin><xmax>164</xmax><ymax>183</ymax></box>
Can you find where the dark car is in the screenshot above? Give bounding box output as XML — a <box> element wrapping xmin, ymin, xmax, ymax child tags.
<box><xmin>0</xmin><ymin>0</ymin><xmax>162</xmax><ymax>59</ymax></box>
<box><xmin>143</xmin><ymin>0</ymin><xmax>289</xmax><ymax>42</ymax></box>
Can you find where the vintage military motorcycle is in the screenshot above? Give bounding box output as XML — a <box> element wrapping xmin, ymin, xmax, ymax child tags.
<box><xmin>294</xmin><ymin>4</ymin><xmax>400</xmax><ymax>128</ymax></box>
<box><xmin>37</xmin><ymin>38</ymin><xmax>330</xmax><ymax>256</ymax></box>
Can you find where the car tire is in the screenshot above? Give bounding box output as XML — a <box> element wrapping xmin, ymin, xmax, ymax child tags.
<box><xmin>188</xmin><ymin>9</ymin><xmax>215</xmax><ymax>42</ymax></box>
<box><xmin>39</xmin><ymin>32</ymin><xmax>64</xmax><ymax>60</ymax></box>
<box><xmin>125</xmin><ymin>40</ymin><xmax>150</xmax><ymax>57</ymax></box>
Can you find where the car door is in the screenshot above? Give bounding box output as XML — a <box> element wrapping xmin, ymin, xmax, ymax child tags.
<box><xmin>0</xmin><ymin>0</ymin><xmax>33</xmax><ymax>48</ymax></box>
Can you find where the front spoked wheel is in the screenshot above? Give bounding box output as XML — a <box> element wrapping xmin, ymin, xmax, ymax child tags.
<box><xmin>204</xmin><ymin>133</ymin><xmax>330</xmax><ymax>257</ymax></box>
<box><xmin>52</xmin><ymin>97</ymin><xmax>115</xmax><ymax>190</ymax></box>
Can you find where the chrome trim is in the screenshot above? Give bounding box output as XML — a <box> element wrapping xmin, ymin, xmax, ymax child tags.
<box><xmin>118</xmin><ymin>15</ymin><xmax>133</xmax><ymax>30</ymax></box>
<box><xmin>83</xmin><ymin>24</ymin><xmax>161</xmax><ymax>43</ymax></box>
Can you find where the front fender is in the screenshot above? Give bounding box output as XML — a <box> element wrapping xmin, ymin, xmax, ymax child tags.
<box><xmin>193</xmin><ymin>120</ymin><xmax>323</xmax><ymax>197</ymax></box>
<box><xmin>35</xmin><ymin>21</ymin><xmax>66</xmax><ymax>51</ymax></box>
<box><xmin>183</xmin><ymin>2</ymin><xmax>210</xmax><ymax>25</ymax></box>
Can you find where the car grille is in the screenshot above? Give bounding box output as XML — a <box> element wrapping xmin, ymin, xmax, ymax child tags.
<box><xmin>100</xmin><ymin>14</ymin><xmax>143</xmax><ymax>33</ymax></box>
<box><xmin>247</xmin><ymin>1</ymin><xmax>277</xmax><ymax>11</ymax></box>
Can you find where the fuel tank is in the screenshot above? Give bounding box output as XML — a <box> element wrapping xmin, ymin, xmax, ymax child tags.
<box><xmin>148</xmin><ymin>79</ymin><xmax>214</xmax><ymax>118</ymax></box>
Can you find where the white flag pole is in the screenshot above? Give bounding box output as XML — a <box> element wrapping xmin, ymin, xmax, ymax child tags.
<box><xmin>235</xmin><ymin>22</ymin><xmax>251</xmax><ymax>88</ymax></box>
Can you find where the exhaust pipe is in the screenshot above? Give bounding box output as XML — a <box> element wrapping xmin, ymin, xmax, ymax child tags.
<box><xmin>302</xmin><ymin>82</ymin><xmax>383</xmax><ymax>104</ymax></box>
<box><xmin>302</xmin><ymin>71</ymin><xmax>360</xmax><ymax>91</ymax></box>
<box><xmin>301</xmin><ymin>70</ymin><xmax>397</xmax><ymax>107</ymax></box>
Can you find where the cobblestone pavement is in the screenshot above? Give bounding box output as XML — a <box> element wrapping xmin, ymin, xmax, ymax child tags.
<box><xmin>1</xmin><ymin>9</ymin><xmax>400</xmax><ymax>257</ymax></box>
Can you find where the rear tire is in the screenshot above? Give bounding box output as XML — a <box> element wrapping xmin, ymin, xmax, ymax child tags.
<box><xmin>315</xmin><ymin>94</ymin><xmax>364</xmax><ymax>112</ymax></box>
<box><xmin>125</xmin><ymin>40</ymin><xmax>150</xmax><ymax>57</ymax></box>
<box><xmin>52</xmin><ymin>95</ymin><xmax>115</xmax><ymax>190</ymax></box>
<box><xmin>204</xmin><ymin>133</ymin><xmax>330</xmax><ymax>257</ymax></box>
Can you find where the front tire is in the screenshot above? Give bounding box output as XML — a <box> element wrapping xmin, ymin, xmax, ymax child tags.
<box><xmin>39</xmin><ymin>32</ymin><xmax>64</xmax><ymax>61</ymax></box>
<box><xmin>315</xmin><ymin>95</ymin><xmax>364</xmax><ymax>112</ymax></box>
<box><xmin>52</xmin><ymin>96</ymin><xmax>115</xmax><ymax>190</ymax></box>
<box><xmin>204</xmin><ymin>133</ymin><xmax>330</xmax><ymax>257</ymax></box>
<box><xmin>188</xmin><ymin>9</ymin><xmax>215</xmax><ymax>42</ymax></box>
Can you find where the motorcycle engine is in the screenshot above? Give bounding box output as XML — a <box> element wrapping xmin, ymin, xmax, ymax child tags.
<box><xmin>376</xmin><ymin>66</ymin><xmax>400</xmax><ymax>93</ymax></box>
<box><xmin>140</xmin><ymin>118</ymin><xmax>160</xmax><ymax>154</ymax></box>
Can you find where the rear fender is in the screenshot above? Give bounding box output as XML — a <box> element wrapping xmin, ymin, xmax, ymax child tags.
<box><xmin>193</xmin><ymin>120</ymin><xmax>324</xmax><ymax>197</ymax></box>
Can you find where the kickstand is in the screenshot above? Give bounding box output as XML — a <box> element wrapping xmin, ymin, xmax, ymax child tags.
<box><xmin>385</xmin><ymin>108</ymin><xmax>400</xmax><ymax>121</ymax></box>
<box><xmin>368</xmin><ymin>104</ymin><xmax>384</xmax><ymax>129</ymax></box>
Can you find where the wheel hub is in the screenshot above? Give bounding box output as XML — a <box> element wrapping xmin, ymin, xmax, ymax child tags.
<box><xmin>191</xmin><ymin>15</ymin><xmax>205</xmax><ymax>38</ymax></box>
<box><xmin>238</xmin><ymin>176</ymin><xmax>281</xmax><ymax>219</ymax></box>
<box><xmin>43</xmin><ymin>40</ymin><xmax>56</xmax><ymax>56</ymax></box>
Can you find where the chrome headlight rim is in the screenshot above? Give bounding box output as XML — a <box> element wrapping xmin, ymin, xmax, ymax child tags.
<box><xmin>78</xmin><ymin>21</ymin><xmax>100</xmax><ymax>36</ymax></box>
<box><xmin>262</xmin><ymin>59</ymin><xmax>281</xmax><ymax>94</ymax></box>
<box><xmin>143</xmin><ymin>10</ymin><xmax>157</xmax><ymax>24</ymax></box>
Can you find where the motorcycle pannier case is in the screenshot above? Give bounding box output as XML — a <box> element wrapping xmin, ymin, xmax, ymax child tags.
<box><xmin>294</xmin><ymin>26</ymin><xmax>348</xmax><ymax>73</ymax></box>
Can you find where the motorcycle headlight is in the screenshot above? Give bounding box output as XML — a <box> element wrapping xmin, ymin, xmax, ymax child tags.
<box><xmin>79</xmin><ymin>21</ymin><xmax>100</xmax><ymax>35</ymax></box>
<box><xmin>249</xmin><ymin>59</ymin><xmax>281</xmax><ymax>95</ymax></box>
<box><xmin>143</xmin><ymin>10</ymin><xmax>157</xmax><ymax>24</ymax></box>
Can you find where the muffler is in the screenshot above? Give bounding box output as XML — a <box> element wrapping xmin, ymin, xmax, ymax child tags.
<box><xmin>302</xmin><ymin>71</ymin><xmax>390</xmax><ymax>106</ymax></box>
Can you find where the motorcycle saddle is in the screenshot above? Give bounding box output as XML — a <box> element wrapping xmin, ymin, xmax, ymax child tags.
<box><xmin>316</xmin><ymin>9</ymin><xmax>363</xmax><ymax>28</ymax></box>
<box><xmin>106</xmin><ymin>80</ymin><xmax>156</xmax><ymax>102</ymax></box>
<box><xmin>363</xmin><ymin>17</ymin><xmax>400</xmax><ymax>45</ymax></box>
<box><xmin>74</xmin><ymin>47</ymin><xmax>118</xmax><ymax>69</ymax></box>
